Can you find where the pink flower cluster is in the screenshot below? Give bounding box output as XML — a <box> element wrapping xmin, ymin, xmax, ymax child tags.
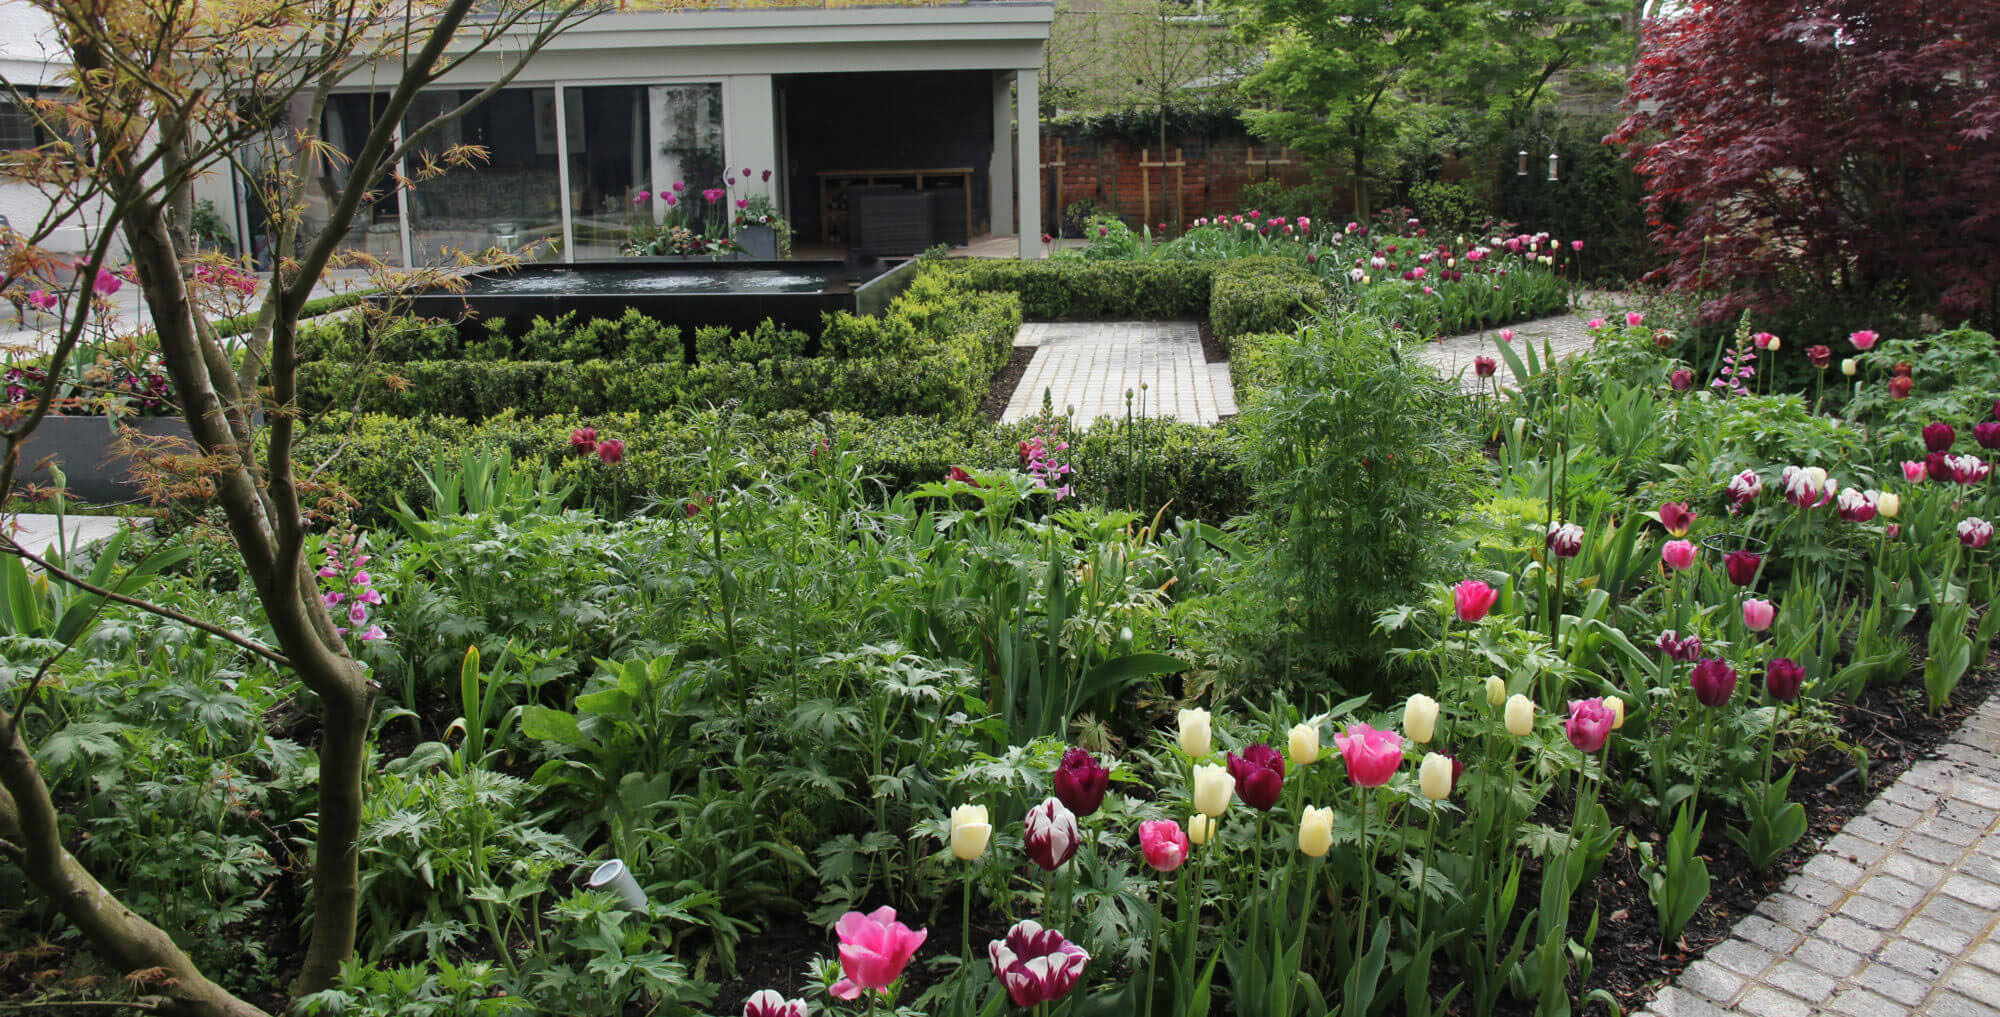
<box><xmin>317</xmin><ymin>544</ymin><xmax>386</xmax><ymax>642</ymax></box>
<box><xmin>1017</xmin><ymin>429</ymin><xmax>1074</xmax><ymax>500</ymax></box>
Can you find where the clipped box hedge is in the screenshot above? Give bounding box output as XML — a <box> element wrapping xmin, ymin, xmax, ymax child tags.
<box><xmin>1209</xmin><ymin>258</ymin><xmax>1328</xmax><ymax>348</ymax></box>
<box><xmin>295</xmin><ymin>269</ymin><xmax>1021</xmax><ymax>421</ymax></box>
<box><xmin>943</xmin><ymin>260</ymin><xmax>1215</xmax><ymax>320</ymax></box>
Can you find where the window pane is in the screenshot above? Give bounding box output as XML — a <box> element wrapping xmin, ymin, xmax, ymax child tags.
<box><xmin>649</xmin><ymin>84</ymin><xmax>728</xmax><ymax>236</ymax></box>
<box><xmin>404</xmin><ymin>88</ymin><xmax>565</xmax><ymax>264</ymax></box>
<box><xmin>566</xmin><ymin>86</ymin><xmax>650</xmax><ymax>260</ymax></box>
<box><xmin>311</xmin><ymin>93</ymin><xmax>404</xmax><ymax>266</ymax></box>
<box><xmin>0</xmin><ymin>97</ymin><xmax>35</xmax><ymax>151</ymax></box>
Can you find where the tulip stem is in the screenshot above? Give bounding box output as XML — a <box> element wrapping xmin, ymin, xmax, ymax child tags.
<box><xmin>1355</xmin><ymin>788</ymin><xmax>1374</xmax><ymax>964</ymax></box>
<box><xmin>961</xmin><ymin>869</ymin><xmax>975</xmax><ymax>1003</ymax></box>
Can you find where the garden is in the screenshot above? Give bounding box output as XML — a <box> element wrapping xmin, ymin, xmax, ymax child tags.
<box><xmin>4</xmin><ymin>1</ymin><xmax>2000</xmax><ymax>1017</ymax></box>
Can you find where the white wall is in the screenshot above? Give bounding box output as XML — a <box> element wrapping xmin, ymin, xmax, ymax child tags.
<box><xmin>0</xmin><ymin>0</ymin><xmax>124</xmax><ymax>256</ymax></box>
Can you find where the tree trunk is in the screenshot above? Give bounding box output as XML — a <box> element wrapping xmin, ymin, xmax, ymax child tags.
<box><xmin>0</xmin><ymin>724</ymin><xmax>271</xmax><ymax>1017</ymax></box>
<box><xmin>118</xmin><ymin>198</ymin><xmax>379</xmax><ymax>1000</ymax></box>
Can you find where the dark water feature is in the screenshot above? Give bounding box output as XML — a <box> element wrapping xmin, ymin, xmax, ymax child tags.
<box><xmin>385</xmin><ymin>259</ymin><xmax>917</xmax><ymax>345</ymax></box>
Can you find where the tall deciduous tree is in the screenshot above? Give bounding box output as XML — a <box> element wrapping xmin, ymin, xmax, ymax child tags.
<box><xmin>0</xmin><ymin>0</ymin><xmax>607</xmax><ymax>1013</ymax></box>
<box><xmin>1613</xmin><ymin>0</ymin><xmax>2000</xmax><ymax>325</ymax></box>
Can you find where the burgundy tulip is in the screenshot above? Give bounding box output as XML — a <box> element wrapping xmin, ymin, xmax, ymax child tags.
<box><xmin>1889</xmin><ymin>376</ymin><xmax>1914</xmax><ymax>400</ymax></box>
<box><xmin>1474</xmin><ymin>356</ymin><xmax>1497</xmax><ymax>378</ymax></box>
<box><xmin>1052</xmin><ymin>747</ymin><xmax>1110</xmax><ymax>818</ymax></box>
<box><xmin>1669</xmin><ymin>368</ymin><xmax>1694</xmax><ymax>391</ymax></box>
<box><xmin>1806</xmin><ymin>345</ymin><xmax>1832</xmax><ymax>369</ymax></box>
<box><xmin>1225</xmin><ymin>743</ymin><xmax>1286</xmax><ymax>811</ymax></box>
<box><xmin>1765</xmin><ymin>658</ymin><xmax>1806</xmax><ymax>703</ymax></box>
<box><xmin>1690</xmin><ymin>658</ymin><xmax>1738</xmax><ymax>707</ymax></box>
<box><xmin>569</xmin><ymin>427</ymin><xmax>598</xmax><ymax>452</ymax></box>
<box><xmin>1923</xmin><ymin>422</ymin><xmax>1957</xmax><ymax>453</ymax></box>
<box><xmin>1975</xmin><ymin>421</ymin><xmax>2000</xmax><ymax>451</ymax></box>
<box><xmin>596</xmin><ymin>438</ymin><xmax>625</xmax><ymax>464</ymax></box>
<box><xmin>1723</xmin><ymin>550</ymin><xmax>1762</xmax><ymax>587</ymax></box>
<box><xmin>1926</xmin><ymin>452</ymin><xmax>1954</xmax><ymax>482</ymax></box>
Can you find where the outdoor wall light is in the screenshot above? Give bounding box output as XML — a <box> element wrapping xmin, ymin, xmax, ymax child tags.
<box><xmin>587</xmin><ymin>858</ymin><xmax>649</xmax><ymax>912</ymax></box>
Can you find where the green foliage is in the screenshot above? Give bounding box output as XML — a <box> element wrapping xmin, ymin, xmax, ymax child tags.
<box><xmin>941</xmin><ymin>258</ymin><xmax>1214</xmax><ymax>320</ymax></box>
<box><xmin>1209</xmin><ymin>258</ymin><xmax>1327</xmax><ymax>345</ymax></box>
<box><xmin>1237</xmin><ymin>316</ymin><xmax>1480</xmax><ymax>683</ymax></box>
<box><xmin>1844</xmin><ymin>327</ymin><xmax>2000</xmax><ymax>442</ymax></box>
<box><xmin>1407</xmin><ymin>179</ymin><xmax>1487</xmax><ymax>237</ymax></box>
<box><xmin>1492</xmin><ymin>118</ymin><xmax>1657</xmax><ymax>284</ymax></box>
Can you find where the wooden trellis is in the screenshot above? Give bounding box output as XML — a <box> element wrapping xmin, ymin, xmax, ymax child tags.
<box><xmin>1141</xmin><ymin>146</ymin><xmax>1187</xmax><ymax>230</ymax></box>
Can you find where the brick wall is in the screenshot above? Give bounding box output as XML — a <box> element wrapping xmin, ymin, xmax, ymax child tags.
<box><xmin>1038</xmin><ymin>129</ymin><xmax>1349</xmax><ymax>235</ymax></box>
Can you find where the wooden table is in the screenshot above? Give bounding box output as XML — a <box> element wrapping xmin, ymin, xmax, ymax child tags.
<box><xmin>817</xmin><ymin>167</ymin><xmax>975</xmax><ymax>245</ymax></box>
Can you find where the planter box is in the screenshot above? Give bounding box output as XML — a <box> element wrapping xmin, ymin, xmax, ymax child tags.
<box><xmin>12</xmin><ymin>416</ymin><xmax>194</xmax><ymax>504</ymax></box>
<box><xmin>734</xmin><ymin>225</ymin><xmax>779</xmax><ymax>260</ymax></box>
<box><xmin>623</xmin><ymin>252</ymin><xmax>749</xmax><ymax>264</ymax></box>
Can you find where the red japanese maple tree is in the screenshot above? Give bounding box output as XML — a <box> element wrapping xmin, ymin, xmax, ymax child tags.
<box><xmin>1612</xmin><ymin>1</ymin><xmax>2000</xmax><ymax>327</ymax></box>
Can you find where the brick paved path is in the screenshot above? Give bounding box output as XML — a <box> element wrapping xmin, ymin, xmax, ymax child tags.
<box><xmin>1637</xmin><ymin>691</ymin><xmax>2000</xmax><ymax>1017</ymax></box>
<box><xmin>1003</xmin><ymin>321</ymin><xmax>1237</xmax><ymax>425</ymax></box>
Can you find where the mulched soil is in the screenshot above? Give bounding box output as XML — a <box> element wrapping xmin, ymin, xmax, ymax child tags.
<box><xmin>1199</xmin><ymin>319</ymin><xmax>1228</xmax><ymax>364</ymax></box>
<box><xmin>979</xmin><ymin>346</ymin><xmax>1036</xmax><ymax>423</ymax></box>
<box><xmin>1558</xmin><ymin>650</ymin><xmax>1999</xmax><ymax>1015</ymax></box>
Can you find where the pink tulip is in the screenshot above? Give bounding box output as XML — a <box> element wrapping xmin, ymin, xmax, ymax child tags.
<box><xmin>1835</xmin><ymin>488</ymin><xmax>1878</xmax><ymax>523</ymax></box>
<box><xmin>1849</xmin><ymin>329</ymin><xmax>1879</xmax><ymax>350</ymax></box>
<box><xmin>1333</xmin><ymin>722</ymin><xmax>1405</xmax><ymax>788</ymax></box>
<box><xmin>1902</xmin><ymin>460</ymin><xmax>1929</xmax><ymax>483</ymax></box>
<box><xmin>92</xmin><ymin>269</ymin><xmax>123</xmax><ymax>296</ymax></box>
<box><xmin>1625</xmin><ymin>312</ymin><xmax>1645</xmax><ymax>327</ymax></box>
<box><xmin>989</xmin><ymin>921</ymin><xmax>1089</xmax><ymax>1007</ymax></box>
<box><xmin>1658</xmin><ymin>501</ymin><xmax>1696</xmax><ymax>537</ymax></box>
<box><xmin>633</xmin><ymin>190</ymin><xmax>652</xmax><ymax>203</ymax></box>
<box><xmin>1138</xmin><ymin>819</ymin><xmax>1189</xmax><ymax>873</ymax></box>
<box><xmin>1727</xmin><ymin>469</ymin><xmax>1763</xmax><ymax>507</ymax></box>
<box><xmin>830</xmin><ymin>907</ymin><xmax>927</xmax><ymax>999</ymax></box>
<box><xmin>1961</xmin><ymin>517</ymin><xmax>1994</xmax><ymax>548</ymax></box>
<box><xmin>1586</xmin><ymin>317</ymin><xmax>1607</xmax><ymax>329</ymax></box>
<box><xmin>743</xmin><ymin>990</ymin><xmax>808</xmax><ymax>1017</ymax></box>
<box><xmin>1453</xmin><ymin>579</ymin><xmax>1498</xmax><ymax>622</ymax></box>
<box><xmin>1751</xmin><ymin>331</ymin><xmax>1776</xmax><ymax>350</ymax></box>
<box><xmin>1742</xmin><ymin>598</ymin><xmax>1776</xmax><ymax>632</ymax></box>
<box><xmin>1024</xmin><ymin>798</ymin><xmax>1079</xmax><ymax>871</ymax></box>
<box><xmin>1499</xmin><ymin>328</ymin><xmax>1515</xmax><ymax>343</ymax></box>
<box><xmin>1564</xmin><ymin>699</ymin><xmax>1615</xmax><ymax>753</ymax></box>
<box><xmin>1661</xmin><ymin>539</ymin><xmax>1697</xmax><ymax>571</ymax></box>
<box><xmin>1670</xmin><ymin>368</ymin><xmax>1694</xmax><ymax>391</ymax></box>
<box><xmin>1948</xmin><ymin>455</ymin><xmax>1990</xmax><ymax>485</ymax></box>
<box><xmin>1572</xmin><ymin>240</ymin><xmax>1585</xmax><ymax>251</ymax></box>
<box><xmin>27</xmin><ymin>289</ymin><xmax>56</xmax><ymax>311</ymax></box>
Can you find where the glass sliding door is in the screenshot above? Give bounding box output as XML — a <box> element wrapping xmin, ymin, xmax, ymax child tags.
<box><xmin>566</xmin><ymin>85</ymin><xmax>652</xmax><ymax>259</ymax></box>
<box><xmin>403</xmin><ymin>87</ymin><xmax>567</xmax><ymax>264</ymax></box>
<box><xmin>649</xmin><ymin>84</ymin><xmax>728</xmax><ymax>237</ymax></box>
<box><xmin>312</xmin><ymin>93</ymin><xmax>404</xmax><ymax>266</ymax></box>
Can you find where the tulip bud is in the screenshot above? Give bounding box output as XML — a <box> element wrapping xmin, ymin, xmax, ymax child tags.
<box><xmin>1418</xmin><ymin>753</ymin><xmax>1454</xmax><ymax>800</ymax></box>
<box><xmin>1191</xmin><ymin>763</ymin><xmax>1231</xmax><ymax>818</ymax></box>
<box><xmin>1840</xmin><ymin>358</ymin><xmax>1857</xmax><ymax>376</ymax></box>
<box><xmin>1187</xmin><ymin>812</ymin><xmax>1215</xmax><ymax>845</ymax></box>
<box><xmin>1298</xmin><ymin>805</ymin><xmax>1335</xmax><ymax>857</ymax></box>
<box><xmin>1505</xmin><ymin>694</ymin><xmax>1535</xmax><ymax>736</ymax></box>
<box><xmin>1403</xmin><ymin>693</ymin><xmax>1440</xmax><ymax>744</ymax></box>
<box><xmin>1288</xmin><ymin>722</ymin><xmax>1319</xmax><ymax>767</ymax></box>
<box><xmin>1878</xmin><ymin>492</ymin><xmax>1901</xmax><ymax>518</ymax></box>
<box><xmin>1484</xmin><ymin>676</ymin><xmax>1507</xmax><ymax>707</ymax></box>
<box><xmin>949</xmin><ymin>804</ymin><xmax>992</xmax><ymax>861</ymax></box>
<box><xmin>1177</xmin><ymin>708</ymin><xmax>1212</xmax><ymax>758</ymax></box>
<box><xmin>1767</xmin><ymin>337</ymin><xmax>1781</xmax><ymax>352</ymax></box>
<box><xmin>1606</xmin><ymin>696</ymin><xmax>1626</xmax><ymax>730</ymax></box>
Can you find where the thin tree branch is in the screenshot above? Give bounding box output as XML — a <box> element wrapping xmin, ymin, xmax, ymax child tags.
<box><xmin>0</xmin><ymin>536</ymin><xmax>290</xmax><ymax>668</ymax></box>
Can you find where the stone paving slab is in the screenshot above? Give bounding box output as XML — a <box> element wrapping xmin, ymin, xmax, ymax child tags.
<box><xmin>1003</xmin><ymin>320</ymin><xmax>1232</xmax><ymax>425</ymax></box>
<box><xmin>1632</xmin><ymin>690</ymin><xmax>2000</xmax><ymax>1017</ymax></box>
<box><xmin>1408</xmin><ymin>292</ymin><xmax>1627</xmax><ymax>393</ymax></box>
<box><xmin>3</xmin><ymin>513</ymin><xmax>138</xmax><ymax>558</ymax></box>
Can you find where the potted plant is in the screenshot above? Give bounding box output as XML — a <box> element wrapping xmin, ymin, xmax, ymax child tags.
<box><xmin>731</xmin><ymin>190</ymin><xmax>792</xmax><ymax>261</ymax></box>
<box><xmin>623</xmin><ymin>181</ymin><xmax>746</xmax><ymax>261</ymax></box>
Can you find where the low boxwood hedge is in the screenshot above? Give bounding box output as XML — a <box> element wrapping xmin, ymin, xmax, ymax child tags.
<box><xmin>943</xmin><ymin>260</ymin><xmax>1214</xmax><ymax>320</ymax></box>
<box><xmin>1210</xmin><ymin>258</ymin><xmax>1328</xmax><ymax>348</ymax></box>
